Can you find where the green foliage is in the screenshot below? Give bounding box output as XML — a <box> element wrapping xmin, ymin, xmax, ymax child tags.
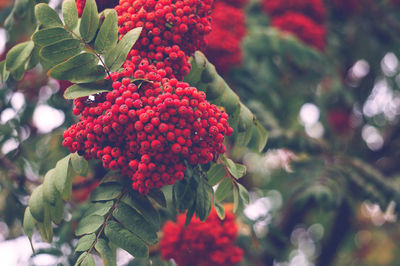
<box><xmin>63</xmin><ymin>81</ymin><xmax>111</xmax><ymax>99</ymax></box>
<box><xmin>62</xmin><ymin>0</ymin><xmax>78</xmax><ymax>30</ymax></box>
<box><xmin>34</xmin><ymin>3</ymin><xmax>62</xmax><ymax>27</ymax></box>
<box><xmin>79</xmin><ymin>0</ymin><xmax>99</xmax><ymax>42</ymax></box>
<box><xmin>94</xmin><ymin>9</ymin><xmax>118</xmax><ymax>53</ymax></box>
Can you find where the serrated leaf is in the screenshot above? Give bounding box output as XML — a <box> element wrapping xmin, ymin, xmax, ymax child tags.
<box><xmin>32</xmin><ymin>27</ymin><xmax>72</xmax><ymax>46</ymax></box>
<box><xmin>237</xmin><ymin>183</ymin><xmax>249</xmax><ymax>204</ymax></box>
<box><xmin>214</xmin><ymin>201</ymin><xmax>225</xmax><ymax>220</ymax></box>
<box><xmin>28</xmin><ymin>184</ymin><xmax>45</xmax><ymax>222</ymax></box>
<box><xmin>75</xmin><ymin>215</ymin><xmax>104</xmax><ymax>236</ymax></box>
<box><xmin>39</xmin><ymin>38</ymin><xmax>82</xmax><ymax>64</ymax></box>
<box><xmin>5</xmin><ymin>41</ymin><xmax>34</xmax><ymax>72</ymax></box>
<box><xmin>95</xmin><ymin>238</ymin><xmax>117</xmax><ymax>266</ymax></box>
<box><xmin>63</xmin><ymin>82</ymin><xmax>111</xmax><ymax>99</ymax></box>
<box><xmin>48</xmin><ymin>53</ymin><xmax>106</xmax><ymax>83</ymax></box>
<box><xmin>23</xmin><ymin>207</ymin><xmax>36</xmax><ymax>252</ymax></box>
<box><xmin>71</xmin><ymin>153</ymin><xmax>89</xmax><ymax>176</ymax></box>
<box><xmin>105</xmin><ymin>27</ymin><xmax>142</xmax><ymax>71</ymax></box>
<box><xmin>147</xmin><ymin>189</ymin><xmax>167</xmax><ymax>208</ymax></box>
<box><xmin>75</xmin><ymin>233</ymin><xmax>96</xmax><ymax>252</ymax></box>
<box><xmin>54</xmin><ymin>155</ymin><xmax>72</xmax><ymax>201</ymax></box>
<box><xmin>90</xmin><ymin>183</ymin><xmax>122</xmax><ymax>202</ymax></box>
<box><xmin>207</xmin><ymin>163</ymin><xmax>226</xmax><ymax>186</ymax></box>
<box><xmin>195</xmin><ymin>177</ymin><xmax>213</xmax><ymax>221</ymax></box>
<box><xmin>34</xmin><ymin>3</ymin><xmax>63</xmax><ymax>26</ymax></box>
<box><xmin>121</xmin><ymin>193</ymin><xmax>160</xmax><ymax>230</ymax></box>
<box><xmin>113</xmin><ymin>201</ymin><xmax>157</xmax><ymax>245</ymax></box>
<box><xmin>105</xmin><ymin>220</ymin><xmax>148</xmax><ymax>258</ymax></box>
<box><xmin>94</xmin><ymin>9</ymin><xmax>118</xmax><ymax>54</ymax></box>
<box><xmin>215</xmin><ymin>178</ymin><xmax>232</xmax><ymax>203</ymax></box>
<box><xmin>79</xmin><ymin>0</ymin><xmax>99</xmax><ymax>42</ymax></box>
<box><xmin>62</xmin><ymin>0</ymin><xmax>78</xmax><ymax>30</ymax></box>
<box><xmin>43</xmin><ymin>169</ymin><xmax>58</xmax><ymax>205</ymax></box>
<box><xmin>81</xmin><ymin>253</ymin><xmax>95</xmax><ymax>266</ymax></box>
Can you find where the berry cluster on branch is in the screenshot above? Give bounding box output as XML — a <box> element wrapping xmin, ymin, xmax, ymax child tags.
<box><xmin>63</xmin><ymin>0</ymin><xmax>233</xmax><ymax>194</ymax></box>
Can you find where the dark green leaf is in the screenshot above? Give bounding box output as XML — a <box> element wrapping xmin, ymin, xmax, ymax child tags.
<box><xmin>37</xmin><ymin>206</ymin><xmax>53</xmax><ymax>243</ymax></box>
<box><xmin>195</xmin><ymin>177</ymin><xmax>213</xmax><ymax>221</ymax></box>
<box><xmin>11</xmin><ymin>64</ymin><xmax>26</xmax><ymax>81</ymax></box>
<box><xmin>147</xmin><ymin>189</ymin><xmax>167</xmax><ymax>208</ymax></box>
<box><xmin>71</xmin><ymin>153</ymin><xmax>89</xmax><ymax>176</ymax></box>
<box><xmin>0</xmin><ymin>60</ymin><xmax>10</xmax><ymax>84</ymax></box>
<box><xmin>233</xmin><ymin>185</ymin><xmax>239</xmax><ymax>213</ymax></box>
<box><xmin>48</xmin><ymin>53</ymin><xmax>106</xmax><ymax>83</ymax></box>
<box><xmin>28</xmin><ymin>184</ymin><xmax>45</xmax><ymax>222</ymax></box>
<box><xmin>63</xmin><ymin>82</ymin><xmax>111</xmax><ymax>100</ymax></box>
<box><xmin>207</xmin><ymin>163</ymin><xmax>226</xmax><ymax>186</ymax></box>
<box><xmin>75</xmin><ymin>252</ymin><xmax>88</xmax><ymax>266</ymax></box>
<box><xmin>214</xmin><ymin>178</ymin><xmax>232</xmax><ymax>203</ymax></box>
<box><xmin>238</xmin><ymin>183</ymin><xmax>249</xmax><ymax>204</ymax></box>
<box><xmin>81</xmin><ymin>253</ymin><xmax>95</xmax><ymax>266</ymax></box>
<box><xmin>42</xmin><ymin>169</ymin><xmax>58</xmax><ymax>205</ymax></box>
<box><xmin>62</xmin><ymin>0</ymin><xmax>78</xmax><ymax>30</ymax></box>
<box><xmin>5</xmin><ymin>41</ymin><xmax>34</xmax><ymax>72</ymax></box>
<box><xmin>32</xmin><ymin>27</ymin><xmax>72</xmax><ymax>46</ymax></box>
<box><xmin>40</xmin><ymin>38</ymin><xmax>82</xmax><ymax>64</ymax></box>
<box><xmin>94</xmin><ymin>9</ymin><xmax>118</xmax><ymax>54</ymax></box>
<box><xmin>113</xmin><ymin>201</ymin><xmax>157</xmax><ymax>245</ymax></box>
<box><xmin>184</xmin><ymin>203</ymin><xmax>196</xmax><ymax>227</ymax></box>
<box><xmin>122</xmin><ymin>192</ymin><xmax>160</xmax><ymax>230</ymax></box>
<box><xmin>54</xmin><ymin>155</ymin><xmax>72</xmax><ymax>201</ymax></box>
<box><xmin>75</xmin><ymin>215</ymin><xmax>104</xmax><ymax>236</ymax></box>
<box><xmin>221</xmin><ymin>156</ymin><xmax>245</xmax><ymax>179</ymax></box>
<box><xmin>23</xmin><ymin>207</ymin><xmax>36</xmax><ymax>252</ymax></box>
<box><xmin>105</xmin><ymin>220</ymin><xmax>148</xmax><ymax>258</ymax></box>
<box><xmin>95</xmin><ymin>238</ymin><xmax>117</xmax><ymax>266</ymax></box>
<box><xmin>105</xmin><ymin>27</ymin><xmax>142</xmax><ymax>71</ymax></box>
<box><xmin>85</xmin><ymin>201</ymin><xmax>113</xmax><ymax>216</ymax></box>
<box><xmin>90</xmin><ymin>183</ymin><xmax>123</xmax><ymax>201</ymax></box>
<box><xmin>214</xmin><ymin>201</ymin><xmax>225</xmax><ymax>220</ymax></box>
<box><xmin>248</xmin><ymin>120</ymin><xmax>268</xmax><ymax>152</ymax></box>
<box><xmin>49</xmin><ymin>196</ymin><xmax>64</xmax><ymax>224</ymax></box>
<box><xmin>75</xmin><ymin>233</ymin><xmax>96</xmax><ymax>252</ymax></box>
<box><xmin>34</xmin><ymin>3</ymin><xmax>63</xmax><ymax>26</ymax></box>
<box><xmin>79</xmin><ymin>0</ymin><xmax>99</xmax><ymax>42</ymax></box>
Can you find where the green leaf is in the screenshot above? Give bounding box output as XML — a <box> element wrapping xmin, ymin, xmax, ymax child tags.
<box><xmin>221</xmin><ymin>156</ymin><xmax>245</xmax><ymax>179</ymax></box>
<box><xmin>105</xmin><ymin>27</ymin><xmax>142</xmax><ymax>71</ymax></box>
<box><xmin>39</xmin><ymin>38</ymin><xmax>82</xmax><ymax>64</ymax></box>
<box><xmin>122</xmin><ymin>193</ymin><xmax>160</xmax><ymax>230</ymax></box>
<box><xmin>43</xmin><ymin>169</ymin><xmax>59</xmax><ymax>205</ymax></box>
<box><xmin>28</xmin><ymin>184</ymin><xmax>45</xmax><ymax>222</ymax></box>
<box><xmin>23</xmin><ymin>207</ymin><xmax>36</xmax><ymax>252</ymax></box>
<box><xmin>95</xmin><ymin>238</ymin><xmax>117</xmax><ymax>266</ymax></box>
<box><xmin>248</xmin><ymin>120</ymin><xmax>268</xmax><ymax>152</ymax></box>
<box><xmin>94</xmin><ymin>9</ymin><xmax>118</xmax><ymax>54</ymax></box>
<box><xmin>5</xmin><ymin>41</ymin><xmax>34</xmax><ymax>72</ymax></box>
<box><xmin>90</xmin><ymin>183</ymin><xmax>123</xmax><ymax>202</ymax></box>
<box><xmin>85</xmin><ymin>201</ymin><xmax>113</xmax><ymax>216</ymax></box>
<box><xmin>34</xmin><ymin>3</ymin><xmax>63</xmax><ymax>26</ymax></box>
<box><xmin>234</xmin><ymin>163</ymin><xmax>246</xmax><ymax>179</ymax></box>
<box><xmin>54</xmin><ymin>155</ymin><xmax>72</xmax><ymax>201</ymax></box>
<box><xmin>105</xmin><ymin>220</ymin><xmax>149</xmax><ymax>258</ymax></box>
<box><xmin>75</xmin><ymin>252</ymin><xmax>88</xmax><ymax>266</ymax></box>
<box><xmin>184</xmin><ymin>203</ymin><xmax>196</xmax><ymax>227</ymax></box>
<box><xmin>32</xmin><ymin>27</ymin><xmax>72</xmax><ymax>46</ymax></box>
<box><xmin>79</xmin><ymin>0</ymin><xmax>99</xmax><ymax>42</ymax></box>
<box><xmin>81</xmin><ymin>253</ymin><xmax>95</xmax><ymax>266</ymax></box>
<box><xmin>207</xmin><ymin>163</ymin><xmax>226</xmax><ymax>186</ymax></box>
<box><xmin>62</xmin><ymin>0</ymin><xmax>78</xmax><ymax>30</ymax></box>
<box><xmin>238</xmin><ymin>183</ymin><xmax>249</xmax><ymax>204</ymax></box>
<box><xmin>233</xmin><ymin>184</ymin><xmax>239</xmax><ymax>213</ymax></box>
<box><xmin>147</xmin><ymin>189</ymin><xmax>167</xmax><ymax>208</ymax></box>
<box><xmin>214</xmin><ymin>201</ymin><xmax>225</xmax><ymax>220</ymax></box>
<box><xmin>113</xmin><ymin>201</ymin><xmax>158</xmax><ymax>245</ymax></box>
<box><xmin>63</xmin><ymin>82</ymin><xmax>111</xmax><ymax>100</ymax></box>
<box><xmin>0</xmin><ymin>60</ymin><xmax>10</xmax><ymax>84</ymax></box>
<box><xmin>71</xmin><ymin>153</ymin><xmax>89</xmax><ymax>176</ymax></box>
<box><xmin>215</xmin><ymin>178</ymin><xmax>232</xmax><ymax>203</ymax></box>
<box><xmin>75</xmin><ymin>215</ymin><xmax>104</xmax><ymax>236</ymax></box>
<box><xmin>195</xmin><ymin>177</ymin><xmax>213</xmax><ymax>221</ymax></box>
<box><xmin>37</xmin><ymin>205</ymin><xmax>53</xmax><ymax>243</ymax></box>
<box><xmin>76</xmin><ymin>233</ymin><xmax>96</xmax><ymax>252</ymax></box>
<box><xmin>48</xmin><ymin>53</ymin><xmax>106</xmax><ymax>83</ymax></box>
<box><xmin>49</xmin><ymin>196</ymin><xmax>64</xmax><ymax>224</ymax></box>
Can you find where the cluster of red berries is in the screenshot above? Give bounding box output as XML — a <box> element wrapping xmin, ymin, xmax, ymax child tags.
<box><xmin>63</xmin><ymin>0</ymin><xmax>233</xmax><ymax>194</ymax></box>
<box><xmin>75</xmin><ymin>0</ymin><xmax>119</xmax><ymax>17</ymax></box>
<box><xmin>160</xmin><ymin>207</ymin><xmax>243</xmax><ymax>266</ymax></box>
<box><xmin>203</xmin><ymin>0</ymin><xmax>247</xmax><ymax>73</ymax></box>
<box><xmin>263</xmin><ymin>0</ymin><xmax>326</xmax><ymax>50</ymax></box>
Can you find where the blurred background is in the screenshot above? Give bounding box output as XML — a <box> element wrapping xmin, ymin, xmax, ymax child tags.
<box><xmin>2</xmin><ymin>0</ymin><xmax>400</xmax><ymax>265</ymax></box>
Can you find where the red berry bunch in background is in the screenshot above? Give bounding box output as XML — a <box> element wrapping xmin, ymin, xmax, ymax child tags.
<box><xmin>63</xmin><ymin>0</ymin><xmax>233</xmax><ymax>194</ymax></box>
<box><xmin>263</xmin><ymin>0</ymin><xmax>326</xmax><ymax>50</ymax></box>
<box><xmin>204</xmin><ymin>0</ymin><xmax>247</xmax><ymax>73</ymax></box>
<box><xmin>76</xmin><ymin>0</ymin><xmax>120</xmax><ymax>17</ymax></box>
<box><xmin>160</xmin><ymin>207</ymin><xmax>243</xmax><ymax>266</ymax></box>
